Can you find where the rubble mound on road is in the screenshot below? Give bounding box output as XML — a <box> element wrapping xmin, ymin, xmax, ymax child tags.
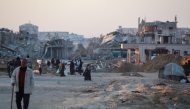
<box><xmin>138</xmin><ymin>54</ymin><xmax>183</xmax><ymax>72</ymax></box>
<box><xmin>94</xmin><ymin>58</ymin><xmax>140</xmax><ymax>73</ymax></box>
<box><xmin>32</xmin><ymin>59</ymin><xmax>57</xmax><ymax>74</ymax></box>
<box><xmin>121</xmin><ymin>72</ymin><xmax>143</xmax><ymax>77</ymax></box>
<box><xmin>111</xmin><ymin>62</ymin><xmax>140</xmax><ymax>73</ymax></box>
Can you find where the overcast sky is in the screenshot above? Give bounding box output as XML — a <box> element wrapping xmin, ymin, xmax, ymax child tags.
<box><xmin>0</xmin><ymin>0</ymin><xmax>189</xmax><ymax>37</ymax></box>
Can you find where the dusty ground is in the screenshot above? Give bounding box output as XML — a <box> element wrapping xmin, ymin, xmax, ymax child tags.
<box><xmin>0</xmin><ymin>65</ymin><xmax>190</xmax><ymax>109</ymax></box>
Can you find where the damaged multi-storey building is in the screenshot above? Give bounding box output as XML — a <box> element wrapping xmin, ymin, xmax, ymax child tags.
<box><xmin>38</xmin><ymin>31</ymin><xmax>82</xmax><ymax>59</ymax></box>
<box><xmin>98</xmin><ymin>16</ymin><xmax>190</xmax><ymax>63</ymax></box>
<box><xmin>42</xmin><ymin>37</ymin><xmax>74</xmax><ymax>59</ymax></box>
<box><xmin>121</xmin><ymin>16</ymin><xmax>190</xmax><ymax>63</ymax></box>
<box><xmin>0</xmin><ymin>28</ymin><xmax>16</xmax><ymax>57</ymax></box>
<box><xmin>95</xmin><ymin>26</ymin><xmax>137</xmax><ymax>59</ymax></box>
<box><xmin>0</xmin><ymin>23</ymin><xmax>38</xmax><ymax>58</ymax></box>
<box><xmin>0</xmin><ymin>22</ymin><xmax>76</xmax><ymax>59</ymax></box>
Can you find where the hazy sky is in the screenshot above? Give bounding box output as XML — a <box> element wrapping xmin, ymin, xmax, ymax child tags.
<box><xmin>0</xmin><ymin>0</ymin><xmax>190</xmax><ymax>37</ymax></box>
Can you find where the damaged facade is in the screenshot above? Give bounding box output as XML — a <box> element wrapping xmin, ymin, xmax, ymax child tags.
<box><xmin>38</xmin><ymin>32</ymin><xmax>84</xmax><ymax>41</ymax></box>
<box><xmin>137</xmin><ymin>17</ymin><xmax>177</xmax><ymax>44</ymax></box>
<box><xmin>0</xmin><ymin>24</ymin><xmax>38</xmax><ymax>58</ymax></box>
<box><xmin>97</xmin><ymin>27</ymin><xmax>138</xmax><ymax>59</ymax></box>
<box><xmin>42</xmin><ymin>38</ymin><xmax>74</xmax><ymax>59</ymax></box>
<box><xmin>97</xmin><ymin>16</ymin><xmax>190</xmax><ymax>63</ymax></box>
<box><xmin>19</xmin><ymin>22</ymin><xmax>38</xmax><ymax>34</ymax></box>
<box><xmin>121</xmin><ymin>16</ymin><xmax>190</xmax><ymax>63</ymax></box>
<box><xmin>0</xmin><ymin>22</ymin><xmax>77</xmax><ymax>59</ymax></box>
<box><xmin>38</xmin><ymin>32</ymin><xmax>82</xmax><ymax>59</ymax></box>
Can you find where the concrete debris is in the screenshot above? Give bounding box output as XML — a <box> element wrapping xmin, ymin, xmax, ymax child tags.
<box><xmin>121</xmin><ymin>72</ymin><xmax>143</xmax><ymax>77</ymax></box>
<box><xmin>0</xmin><ymin>42</ymin><xmax>39</xmax><ymax>59</ymax></box>
<box><xmin>138</xmin><ymin>54</ymin><xmax>183</xmax><ymax>72</ymax></box>
<box><xmin>87</xmin><ymin>57</ymin><xmax>139</xmax><ymax>73</ymax></box>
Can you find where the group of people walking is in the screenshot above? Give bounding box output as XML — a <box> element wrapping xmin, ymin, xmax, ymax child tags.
<box><xmin>50</xmin><ymin>57</ymin><xmax>92</xmax><ymax>81</ymax></box>
<box><xmin>69</xmin><ymin>58</ymin><xmax>83</xmax><ymax>75</ymax></box>
<box><xmin>9</xmin><ymin>56</ymin><xmax>92</xmax><ymax>109</ymax></box>
<box><xmin>7</xmin><ymin>55</ymin><xmax>32</xmax><ymax>78</ymax></box>
<box><xmin>69</xmin><ymin>58</ymin><xmax>91</xmax><ymax>81</ymax></box>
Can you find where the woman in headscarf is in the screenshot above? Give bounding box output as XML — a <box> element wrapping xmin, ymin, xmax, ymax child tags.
<box><xmin>78</xmin><ymin>59</ymin><xmax>83</xmax><ymax>75</ymax></box>
<box><xmin>15</xmin><ymin>57</ymin><xmax>21</xmax><ymax>68</ymax></box>
<box><xmin>84</xmin><ymin>64</ymin><xmax>92</xmax><ymax>81</ymax></box>
<box><xmin>60</xmin><ymin>63</ymin><xmax>66</xmax><ymax>77</ymax></box>
<box><xmin>70</xmin><ymin>60</ymin><xmax>74</xmax><ymax>75</ymax></box>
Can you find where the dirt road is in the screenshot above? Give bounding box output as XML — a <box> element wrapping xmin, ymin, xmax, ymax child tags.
<box><xmin>0</xmin><ymin>71</ymin><xmax>190</xmax><ymax>109</ymax></box>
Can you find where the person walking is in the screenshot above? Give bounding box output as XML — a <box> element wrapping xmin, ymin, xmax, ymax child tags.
<box><xmin>11</xmin><ymin>59</ymin><xmax>35</xmax><ymax>109</ymax></box>
<box><xmin>70</xmin><ymin>60</ymin><xmax>74</xmax><ymax>75</ymax></box>
<box><xmin>38</xmin><ymin>63</ymin><xmax>42</xmax><ymax>75</ymax></box>
<box><xmin>78</xmin><ymin>59</ymin><xmax>83</xmax><ymax>75</ymax></box>
<box><xmin>55</xmin><ymin>58</ymin><xmax>60</xmax><ymax>70</ymax></box>
<box><xmin>51</xmin><ymin>58</ymin><xmax>55</xmax><ymax>68</ymax></box>
<box><xmin>84</xmin><ymin>64</ymin><xmax>92</xmax><ymax>81</ymax></box>
<box><xmin>59</xmin><ymin>63</ymin><xmax>66</xmax><ymax>77</ymax></box>
<box><xmin>47</xmin><ymin>60</ymin><xmax>50</xmax><ymax>68</ymax></box>
<box><xmin>8</xmin><ymin>58</ymin><xmax>16</xmax><ymax>78</ymax></box>
<box><xmin>15</xmin><ymin>57</ymin><xmax>21</xmax><ymax>68</ymax></box>
<box><xmin>26</xmin><ymin>55</ymin><xmax>32</xmax><ymax>69</ymax></box>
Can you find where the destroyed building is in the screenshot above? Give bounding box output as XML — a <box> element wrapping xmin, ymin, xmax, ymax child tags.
<box><xmin>42</xmin><ymin>38</ymin><xmax>74</xmax><ymax>59</ymax></box>
<box><xmin>117</xmin><ymin>26</ymin><xmax>138</xmax><ymax>35</ymax></box>
<box><xmin>137</xmin><ymin>16</ymin><xmax>178</xmax><ymax>44</ymax></box>
<box><xmin>15</xmin><ymin>31</ymin><xmax>38</xmax><ymax>44</ymax></box>
<box><xmin>1</xmin><ymin>23</ymin><xmax>86</xmax><ymax>59</ymax></box>
<box><xmin>121</xmin><ymin>16</ymin><xmax>190</xmax><ymax>63</ymax></box>
<box><xmin>19</xmin><ymin>22</ymin><xmax>38</xmax><ymax>34</ymax></box>
<box><xmin>96</xmin><ymin>16</ymin><xmax>190</xmax><ymax>63</ymax></box>
<box><xmin>101</xmin><ymin>26</ymin><xmax>138</xmax><ymax>48</ymax></box>
<box><xmin>0</xmin><ymin>28</ymin><xmax>16</xmax><ymax>57</ymax></box>
<box><xmin>38</xmin><ymin>31</ymin><xmax>84</xmax><ymax>41</ymax></box>
<box><xmin>0</xmin><ymin>27</ymin><xmax>38</xmax><ymax>58</ymax></box>
<box><xmin>38</xmin><ymin>31</ymin><xmax>85</xmax><ymax>59</ymax></box>
<box><xmin>97</xmin><ymin>26</ymin><xmax>138</xmax><ymax>58</ymax></box>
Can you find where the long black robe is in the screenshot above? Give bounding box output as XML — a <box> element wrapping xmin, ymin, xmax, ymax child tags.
<box><xmin>84</xmin><ymin>68</ymin><xmax>91</xmax><ymax>81</ymax></box>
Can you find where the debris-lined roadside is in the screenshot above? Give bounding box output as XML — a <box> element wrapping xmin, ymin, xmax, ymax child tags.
<box><xmin>138</xmin><ymin>54</ymin><xmax>183</xmax><ymax>72</ymax></box>
<box><xmin>1</xmin><ymin>72</ymin><xmax>190</xmax><ymax>109</ymax></box>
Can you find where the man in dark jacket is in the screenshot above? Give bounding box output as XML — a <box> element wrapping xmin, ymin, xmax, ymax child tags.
<box><xmin>11</xmin><ymin>59</ymin><xmax>34</xmax><ymax>109</ymax></box>
<box><xmin>7</xmin><ymin>59</ymin><xmax>15</xmax><ymax>78</ymax></box>
<box><xmin>55</xmin><ymin>59</ymin><xmax>60</xmax><ymax>70</ymax></box>
<box><xmin>15</xmin><ymin>57</ymin><xmax>21</xmax><ymax>68</ymax></box>
<box><xmin>78</xmin><ymin>59</ymin><xmax>83</xmax><ymax>75</ymax></box>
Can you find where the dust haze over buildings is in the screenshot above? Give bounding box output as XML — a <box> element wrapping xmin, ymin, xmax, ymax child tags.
<box><xmin>0</xmin><ymin>0</ymin><xmax>190</xmax><ymax>38</ymax></box>
<box><xmin>0</xmin><ymin>0</ymin><xmax>190</xmax><ymax>61</ymax></box>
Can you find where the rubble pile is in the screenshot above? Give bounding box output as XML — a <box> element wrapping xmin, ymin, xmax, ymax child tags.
<box><xmin>43</xmin><ymin>65</ymin><xmax>57</xmax><ymax>74</ymax></box>
<box><xmin>111</xmin><ymin>62</ymin><xmax>140</xmax><ymax>73</ymax></box>
<box><xmin>92</xmin><ymin>58</ymin><xmax>121</xmax><ymax>72</ymax></box>
<box><xmin>121</xmin><ymin>72</ymin><xmax>143</xmax><ymax>77</ymax></box>
<box><xmin>138</xmin><ymin>54</ymin><xmax>183</xmax><ymax>72</ymax></box>
<box><xmin>94</xmin><ymin>58</ymin><xmax>139</xmax><ymax>73</ymax></box>
<box><xmin>0</xmin><ymin>58</ymin><xmax>10</xmax><ymax>75</ymax></box>
<box><xmin>32</xmin><ymin>59</ymin><xmax>57</xmax><ymax>74</ymax></box>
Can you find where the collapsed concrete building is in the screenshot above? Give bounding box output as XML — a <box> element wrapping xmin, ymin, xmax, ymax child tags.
<box><xmin>42</xmin><ymin>37</ymin><xmax>74</xmax><ymax>59</ymax></box>
<box><xmin>0</xmin><ymin>28</ymin><xmax>38</xmax><ymax>58</ymax></box>
<box><xmin>19</xmin><ymin>22</ymin><xmax>38</xmax><ymax>34</ymax></box>
<box><xmin>38</xmin><ymin>31</ymin><xmax>84</xmax><ymax>41</ymax></box>
<box><xmin>95</xmin><ymin>27</ymin><xmax>137</xmax><ymax>59</ymax></box>
<box><xmin>97</xmin><ymin>16</ymin><xmax>190</xmax><ymax>63</ymax></box>
<box><xmin>121</xmin><ymin>16</ymin><xmax>190</xmax><ymax>63</ymax></box>
<box><xmin>137</xmin><ymin>17</ymin><xmax>178</xmax><ymax>44</ymax></box>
